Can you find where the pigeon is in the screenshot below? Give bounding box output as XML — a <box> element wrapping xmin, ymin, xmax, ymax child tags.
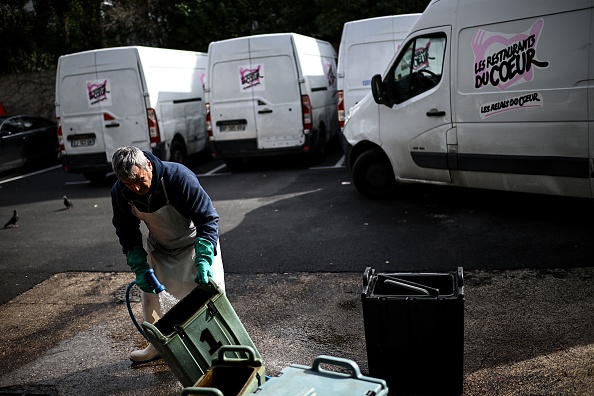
<box><xmin>63</xmin><ymin>195</ymin><xmax>73</xmax><ymax>209</ymax></box>
<box><xmin>3</xmin><ymin>210</ymin><xmax>19</xmax><ymax>228</ymax></box>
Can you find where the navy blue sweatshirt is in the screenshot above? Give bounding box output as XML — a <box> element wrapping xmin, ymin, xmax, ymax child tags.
<box><xmin>111</xmin><ymin>151</ymin><xmax>219</xmax><ymax>255</ymax></box>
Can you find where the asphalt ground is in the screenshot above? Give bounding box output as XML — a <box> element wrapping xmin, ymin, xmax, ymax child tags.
<box><xmin>0</xmin><ymin>268</ymin><xmax>593</xmax><ymax>396</ymax></box>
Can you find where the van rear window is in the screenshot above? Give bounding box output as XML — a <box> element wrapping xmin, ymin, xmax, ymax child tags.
<box><xmin>61</xmin><ymin>69</ymin><xmax>144</xmax><ymax>117</ymax></box>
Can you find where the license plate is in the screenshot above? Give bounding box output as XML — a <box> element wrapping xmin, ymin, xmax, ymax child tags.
<box><xmin>220</xmin><ymin>124</ymin><xmax>246</xmax><ymax>132</ymax></box>
<box><xmin>70</xmin><ymin>138</ymin><xmax>95</xmax><ymax>147</ymax></box>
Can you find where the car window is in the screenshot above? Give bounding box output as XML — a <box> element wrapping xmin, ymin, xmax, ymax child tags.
<box><xmin>0</xmin><ymin>117</ymin><xmax>24</xmax><ymax>135</ymax></box>
<box><xmin>22</xmin><ymin>117</ymin><xmax>35</xmax><ymax>130</ymax></box>
<box><xmin>388</xmin><ymin>34</ymin><xmax>447</xmax><ymax>104</ymax></box>
<box><xmin>21</xmin><ymin>116</ymin><xmax>49</xmax><ymax>131</ymax></box>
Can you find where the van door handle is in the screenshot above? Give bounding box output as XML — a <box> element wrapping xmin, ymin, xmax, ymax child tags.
<box><xmin>426</xmin><ymin>109</ymin><xmax>446</xmax><ymax>117</ymax></box>
<box><xmin>258</xmin><ymin>109</ymin><xmax>273</xmax><ymax>114</ymax></box>
<box><xmin>105</xmin><ymin>123</ymin><xmax>120</xmax><ymax>128</ymax></box>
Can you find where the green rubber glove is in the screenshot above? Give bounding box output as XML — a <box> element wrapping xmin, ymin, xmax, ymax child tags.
<box><xmin>194</xmin><ymin>238</ymin><xmax>214</xmax><ymax>285</ymax></box>
<box><xmin>126</xmin><ymin>246</ymin><xmax>154</xmax><ymax>293</ymax></box>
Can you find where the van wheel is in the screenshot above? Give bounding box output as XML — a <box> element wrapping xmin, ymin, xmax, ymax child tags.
<box><xmin>83</xmin><ymin>171</ymin><xmax>106</xmax><ymax>184</ymax></box>
<box><xmin>170</xmin><ymin>140</ymin><xmax>186</xmax><ymax>164</ymax></box>
<box><xmin>351</xmin><ymin>148</ymin><xmax>396</xmax><ymax>199</ymax></box>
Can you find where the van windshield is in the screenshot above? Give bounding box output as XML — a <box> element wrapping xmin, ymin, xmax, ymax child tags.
<box><xmin>389</xmin><ymin>34</ymin><xmax>447</xmax><ymax>104</ymax></box>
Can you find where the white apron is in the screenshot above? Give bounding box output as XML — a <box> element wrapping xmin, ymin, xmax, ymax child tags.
<box><xmin>131</xmin><ymin>179</ymin><xmax>225</xmax><ymax>324</ymax></box>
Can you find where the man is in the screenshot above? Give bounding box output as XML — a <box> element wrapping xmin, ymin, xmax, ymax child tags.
<box><xmin>111</xmin><ymin>146</ymin><xmax>225</xmax><ymax>363</ymax></box>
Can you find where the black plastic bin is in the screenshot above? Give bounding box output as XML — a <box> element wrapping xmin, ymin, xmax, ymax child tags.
<box><xmin>361</xmin><ymin>267</ymin><xmax>465</xmax><ymax>396</ymax></box>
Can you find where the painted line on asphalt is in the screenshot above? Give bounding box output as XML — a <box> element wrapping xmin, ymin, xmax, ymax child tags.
<box><xmin>0</xmin><ymin>165</ymin><xmax>62</xmax><ymax>185</ymax></box>
<box><xmin>310</xmin><ymin>155</ymin><xmax>346</xmax><ymax>170</ymax></box>
<box><xmin>65</xmin><ymin>180</ymin><xmax>91</xmax><ymax>185</ymax></box>
<box><xmin>197</xmin><ymin>163</ymin><xmax>230</xmax><ymax>177</ymax></box>
<box><xmin>205</xmin><ymin>163</ymin><xmax>227</xmax><ymax>175</ymax></box>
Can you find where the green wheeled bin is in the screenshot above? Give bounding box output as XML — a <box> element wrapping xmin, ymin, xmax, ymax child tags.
<box><xmin>361</xmin><ymin>267</ymin><xmax>465</xmax><ymax>396</ymax></box>
<box><xmin>142</xmin><ymin>280</ymin><xmax>261</xmax><ymax>387</ymax></box>
<box><xmin>179</xmin><ymin>345</ymin><xmax>265</xmax><ymax>396</ymax></box>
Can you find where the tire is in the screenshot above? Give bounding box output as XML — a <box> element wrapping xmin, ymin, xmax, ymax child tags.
<box><xmin>169</xmin><ymin>140</ymin><xmax>186</xmax><ymax>164</ymax></box>
<box><xmin>351</xmin><ymin>148</ymin><xmax>397</xmax><ymax>199</ymax></box>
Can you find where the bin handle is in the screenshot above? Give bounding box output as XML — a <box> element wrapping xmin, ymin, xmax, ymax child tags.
<box><xmin>180</xmin><ymin>387</ymin><xmax>224</xmax><ymax>396</ymax></box>
<box><xmin>212</xmin><ymin>345</ymin><xmax>262</xmax><ymax>367</ymax></box>
<box><xmin>384</xmin><ymin>279</ymin><xmax>430</xmax><ymax>295</ymax></box>
<box><xmin>141</xmin><ymin>322</ymin><xmax>167</xmax><ymax>342</ymax></box>
<box><xmin>310</xmin><ymin>355</ymin><xmax>363</xmax><ymax>379</ymax></box>
<box><xmin>380</xmin><ymin>274</ymin><xmax>440</xmax><ymax>296</ymax></box>
<box><xmin>457</xmin><ymin>267</ymin><xmax>464</xmax><ymax>296</ymax></box>
<box><xmin>363</xmin><ymin>267</ymin><xmax>374</xmax><ymax>287</ymax></box>
<box><xmin>196</xmin><ymin>278</ymin><xmax>224</xmax><ymax>296</ymax></box>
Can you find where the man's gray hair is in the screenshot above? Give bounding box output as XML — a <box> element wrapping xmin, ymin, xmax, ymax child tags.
<box><xmin>111</xmin><ymin>146</ymin><xmax>150</xmax><ymax>179</ymax></box>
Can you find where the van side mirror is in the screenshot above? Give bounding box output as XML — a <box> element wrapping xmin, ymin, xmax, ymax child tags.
<box><xmin>371</xmin><ymin>74</ymin><xmax>393</xmax><ymax>108</ymax></box>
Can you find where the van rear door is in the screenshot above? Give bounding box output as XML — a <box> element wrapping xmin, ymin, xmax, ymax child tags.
<box><xmin>210</xmin><ymin>38</ymin><xmax>258</xmax><ymax>150</ymax></box>
<box><xmin>210</xmin><ymin>35</ymin><xmax>302</xmax><ymax>154</ymax></box>
<box><xmin>59</xmin><ymin>48</ymin><xmax>149</xmax><ymax>164</ymax></box>
<box><xmin>340</xmin><ymin>15</ymin><xmax>421</xmax><ymax>113</ymax></box>
<box><xmin>249</xmin><ymin>35</ymin><xmax>303</xmax><ymax>150</ymax></box>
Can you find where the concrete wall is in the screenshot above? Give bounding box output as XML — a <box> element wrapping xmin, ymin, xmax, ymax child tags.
<box><xmin>0</xmin><ymin>70</ymin><xmax>57</xmax><ymax>121</ymax></box>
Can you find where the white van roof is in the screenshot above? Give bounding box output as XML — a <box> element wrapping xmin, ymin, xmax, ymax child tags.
<box><xmin>209</xmin><ymin>33</ymin><xmax>336</xmax><ymax>58</ymax></box>
<box><xmin>341</xmin><ymin>14</ymin><xmax>421</xmax><ymax>44</ymax></box>
<box><xmin>414</xmin><ymin>0</ymin><xmax>593</xmax><ymax>33</ymax></box>
<box><xmin>58</xmin><ymin>46</ymin><xmax>207</xmax><ymax>73</ymax></box>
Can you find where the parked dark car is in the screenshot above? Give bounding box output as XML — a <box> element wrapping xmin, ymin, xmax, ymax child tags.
<box><xmin>0</xmin><ymin>114</ymin><xmax>59</xmax><ymax>173</ymax></box>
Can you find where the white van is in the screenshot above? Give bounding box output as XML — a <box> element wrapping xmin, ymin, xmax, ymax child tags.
<box><xmin>337</xmin><ymin>14</ymin><xmax>421</xmax><ymax>130</ymax></box>
<box><xmin>343</xmin><ymin>0</ymin><xmax>594</xmax><ymax>199</ymax></box>
<box><xmin>205</xmin><ymin>33</ymin><xmax>339</xmax><ymax>166</ymax></box>
<box><xmin>55</xmin><ymin>46</ymin><xmax>208</xmax><ymax>182</ymax></box>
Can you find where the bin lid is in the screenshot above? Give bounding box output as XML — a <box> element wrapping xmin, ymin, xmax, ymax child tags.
<box><xmin>253</xmin><ymin>355</ymin><xmax>388</xmax><ymax>395</ymax></box>
<box><xmin>362</xmin><ymin>267</ymin><xmax>464</xmax><ymax>299</ymax></box>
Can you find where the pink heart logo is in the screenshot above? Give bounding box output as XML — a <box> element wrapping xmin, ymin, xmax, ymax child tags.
<box><xmin>472</xmin><ymin>19</ymin><xmax>547</xmax><ymax>90</ymax></box>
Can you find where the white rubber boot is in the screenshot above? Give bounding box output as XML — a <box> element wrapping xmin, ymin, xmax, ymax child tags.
<box><xmin>130</xmin><ymin>343</ymin><xmax>160</xmax><ymax>363</ymax></box>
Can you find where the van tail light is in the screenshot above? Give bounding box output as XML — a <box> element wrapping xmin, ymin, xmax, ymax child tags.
<box><xmin>147</xmin><ymin>108</ymin><xmax>161</xmax><ymax>146</ymax></box>
<box><xmin>206</xmin><ymin>102</ymin><xmax>213</xmax><ymax>141</ymax></box>
<box><xmin>337</xmin><ymin>90</ymin><xmax>345</xmax><ymax>129</ymax></box>
<box><xmin>103</xmin><ymin>112</ymin><xmax>115</xmax><ymax>121</ymax></box>
<box><xmin>56</xmin><ymin>118</ymin><xmax>66</xmax><ymax>155</ymax></box>
<box><xmin>302</xmin><ymin>95</ymin><xmax>313</xmax><ymax>134</ymax></box>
